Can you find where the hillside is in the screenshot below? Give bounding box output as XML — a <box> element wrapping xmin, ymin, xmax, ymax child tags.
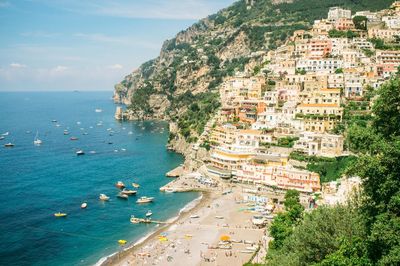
<box><xmin>114</xmin><ymin>0</ymin><xmax>394</xmax><ymax>144</ymax></box>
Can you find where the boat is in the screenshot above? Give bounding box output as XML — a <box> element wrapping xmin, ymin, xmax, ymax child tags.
<box><xmin>145</xmin><ymin>210</ymin><xmax>153</xmax><ymax>217</ymax></box>
<box><xmin>81</xmin><ymin>202</ymin><xmax>87</xmax><ymax>209</ymax></box>
<box><xmin>118</xmin><ymin>239</ymin><xmax>127</xmax><ymax>245</ymax></box>
<box><xmin>89</xmin><ymin>151</ymin><xmax>96</xmax><ymax>154</ymax></box>
<box><xmin>70</xmin><ymin>137</ymin><xmax>79</xmax><ymax>141</ymax></box>
<box><xmin>136</xmin><ymin>196</ymin><xmax>154</xmax><ymax>204</ymax></box>
<box><xmin>215</xmin><ymin>216</ymin><xmax>224</xmax><ymax>219</ymax></box>
<box><xmin>117</xmin><ymin>193</ymin><xmax>129</xmax><ymax>200</ymax></box>
<box><xmin>95</xmin><ymin>109</ymin><xmax>102</xmax><ymax>113</ymax></box>
<box><xmin>115</xmin><ymin>181</ymin><xmax>125</xmax><ymax>189</ymax></box>
<box><xmin>4</xmin><ymin>143</ymin><xmax>14</xmax><ymax>147</ymax></box>
<box><xmin>121</xmin><ymin>189</ymin><xmax>137</xmax><ymax>195</ymax></box>
<box><xmin>130</xmin><ymin>215</ymin><xmax>140</xmax><ymax>224</ymax></box>
<box><xmin>2</xmin><ymin>132</ymin><xmax>9</xmax><ymax>136</ymax></box>
<box><xmin>190</xmin><ymin>215</ymin><xmax>200</xmax><ymax>219</ymax></box>
<box><xmin>132</xmin><ymin>183</ymin><xmax>140</xmax><ymax>188</ymax></box>
<box><xmin>56</xmin><ymin>124</ymin><xmax>61</xmax><ymax>127</ymax></box>
<box><xmin>76</xmin><ymin>150</ymin><xmax>85</xmax><ymax>156</ymax></box>
<box><xmin>164</xmin><ymin>188</ymin><xmax>175</xmax><ymax>193</ymax></box>
<box><xmin>83</xmin><ymin>132</ymin><xmax>88</xmax><ymax>135</ymax></box>
<box><xmin>0</xmin><ymin>136</ymin><xmax>4</xmax><ymax>140</ymax></box>
<box><xmin>63</xmin><ymin>131</ymin><xmax>70</xmax><ymax>135</ymax></box>
<box><xmin>51</xmin><ymin>120</ymin><xmax>57</xmax><ymax>123</ymax></box>
<box><xmin>33</xmin><ymin>131</ymin><xmax>42</xmax><ymax>145</ymax></box>
<box><xmin>54</xmin><ymin>212</ymin><xmax>67</xmax><ymax>217</ymax></box>
<box><xmin>99</xmin><ymin>194</ymin><xmax>110</xmax><ymax>201</ymax></box>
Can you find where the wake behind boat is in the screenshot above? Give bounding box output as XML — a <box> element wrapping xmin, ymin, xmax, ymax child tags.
<box><xmin>33</xmin><ymin>131</ymin><xmax>42</xmax><ymax>145</ymax></box>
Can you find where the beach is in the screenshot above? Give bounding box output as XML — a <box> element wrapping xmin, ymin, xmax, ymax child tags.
<box><xmin>100</xmin><ymin>173</ymin><xmax>271</xmax><ymax>266</ymax></box>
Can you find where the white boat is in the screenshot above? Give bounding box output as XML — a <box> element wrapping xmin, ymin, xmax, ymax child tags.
<box><xmin>190</xmin><ymin>215</ymin><xmax>200</xmax><ymax>219</ymax></box>
<box><xmin>121</xmin><ymin>188</ymin><xmax>137</xmax><ymax>195</ymax></box>
<box><xmin>76</xmin><ymin>150</ymin><xmax>85</xmax><ymax>156</ymax></box>
<box><xmin>95</xmin><ymin>109</ymin><xmax>102</xmax><ymax>113</ymax></box>
<box><xmin>99</xmin><ymin>194</ymin><xmax>110</xmax><ymax>201</ymax></box>
<box><xmin>130</xmin><ymin>215</ymin><xmax>140</xmax><ymax>224</ymax></box>
<box><xmin>215</xmin><ymin>216</ymin><xmax>224</xmax><ymax>219</ymax></box>
<box><xmin>0</xmin><ymin>136</ymin><xmax>4</xmax><ymax>140</ymax></box>
<box><xmin>4</xmin><ymin>143</ymin><xmax>14</xmax><ymax>147</ymax></box>
<box><xmin>164</xmin><ymin>188</ymin><xmax>175</xmax><ymax>193</ymax></box>
<box><xmin>115</xmin><ymin>181</ymin><xmax>125</xmax><ymax>189</ymax></box>
<box><xmin>117</xmin><ymin>193</ymin><xmax>129</xmax><ymax>200</ymax></box>
<box><xmin>136</xmin><ymin>197</ymin><xmax>154</xmax><ymax>204</ymax></box>
<box><xmin>81</xmin><ymin>202</ymin><xmax>88</xmax><ymax>209</ymax></box>
<box><xmin>145</xmin><ymin>210</ymin><xmax>153</xmax><ymax>217</ymax></box>
<box><xmin>2</xmin><ymin>132</ymin><xmax>9</xmax><ymax>136</ymax></box>
<box><xmin>33</xmin><ymin>131</ymin><xmax>42</xmax><ymax>145</ymax></box>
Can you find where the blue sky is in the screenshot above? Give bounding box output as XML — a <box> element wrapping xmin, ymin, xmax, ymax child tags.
<box><xmin>0</xmin><ymin>0</ymin><xmax>235</xmax><ymax>91</ymax></box>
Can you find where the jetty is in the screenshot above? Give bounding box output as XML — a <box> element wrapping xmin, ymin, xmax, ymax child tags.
<box><xmin>132</xmin><ymin>218</ymin><xmax>171</xmax><ymax>225</ymax></box>
<box><xmin>166</xmin><ymin>166</ymin><xmax>184</xmax><ymax>178</ymax></box>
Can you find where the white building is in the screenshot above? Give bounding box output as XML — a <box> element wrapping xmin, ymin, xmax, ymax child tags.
<box><xmin>293</xmin><ymin>131</ymin><xmax>344</xmax><ymax>157</ymax></box>
<box><xmin>296</xmin><ymin>59</ymin><xmax>343</xmax><ymax>74</ymax></box>
<box><xmin>328</xmin><ymin>7</ymin><xmax>352</xmax><ymax>22</ymax></box>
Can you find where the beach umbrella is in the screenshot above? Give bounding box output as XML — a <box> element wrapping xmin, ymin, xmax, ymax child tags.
<box><xmin>220</xmin><ymin>235</ymin><xmax>231</xmax><ymax>241</ymax></box>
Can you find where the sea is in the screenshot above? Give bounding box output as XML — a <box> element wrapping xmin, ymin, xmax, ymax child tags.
<box><xmin>0</xmin><ymin>91</ymin><xmax>199</xmax><ymax>266</ymax></box>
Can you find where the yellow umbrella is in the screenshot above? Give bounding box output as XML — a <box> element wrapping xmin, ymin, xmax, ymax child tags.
<box><xmin>118</xmin><ymin>239</ymin><xmax>127</xmax><ymax>245</ymax></box>
<box><xmin>220</xmin><ymin>235</ymin><xmax>231</xmax><ymax>241</ymax></box>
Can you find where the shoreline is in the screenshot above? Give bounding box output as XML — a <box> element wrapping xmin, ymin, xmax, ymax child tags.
<box><xmin>97</xmin><ymin>191</ymin><xmax>214</xmax><ymax>266</ymax></box>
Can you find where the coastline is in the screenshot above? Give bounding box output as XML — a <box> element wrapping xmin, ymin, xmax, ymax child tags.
<box><xmin>97</xmin><ymin>191</ymin><xmax>213</xmax><ymax>266</ymax></box>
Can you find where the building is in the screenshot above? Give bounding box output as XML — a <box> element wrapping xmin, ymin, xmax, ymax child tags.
<box><xmin>296</xmin><ymin>58</ymin><xmax>343</xmax><ymax>74</ymax></box>
<box><xmin>296</xmin><ymin>103</ymin><xmax>343</xmax><ymax>133</ymax></box>
<box><xmin>335</xmin><ymin>18</ymin><xmax>355</xmax><ymax>31</ymax></box>
<box><xmin>236</xmin><ymin>157</ymin><xmax>321</xmax><ymax>192</ymax></box>
<box><xmin>293</xmin><ymin>131</ymin><xmax>344</xmax><ymax>157</ymax></box>
<box><xmin>328</xmin><ymin>7</ymin><xmax>352</xmax><ymax>22</ymax></box>
<box><xmin>368</xmin><ymin>28</ymin><xmax>400</xmax><ymax>42</ymax></box>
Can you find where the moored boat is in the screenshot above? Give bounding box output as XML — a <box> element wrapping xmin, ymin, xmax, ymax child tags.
<box><xmin>0</xmin><ymin>136</ymin><xmax>4</xmax><ymax>140</ymax></box>
<box><xmin>136</xmin><ymin>196</ymin><xmax>154</xmax><ymax>204</ymax></box>
<box><xmin>145</xmin><ymin>210</ymin><xmax>153</xmax><ymax>217</ymax></box>
<box><xmin>99</xmin><ymin>194</ymin><xmax>110</xmax><ymax>201</ymax></box>
<box><xmin>70</xmin><ymin>137</ymin><xmax>79</xmax><ymax>141</ymax></box>
<box><xmin>130</xmin><ymin>215</ymin><xmax>140</xmax><ymax>224</ymax></box>
<box><xmin>54</xmin><ymin>212</ymin><xmax>67</xmax><ymax>217</ymax></box>
<box><xmin>4</xmin><ymin>143</ymin><xmax>14</xmax><ymax>147</ymax></box>
<box><xmin>81</xmin><ymin>202</ymin><xmax>87</xmax><ymax>209</ymax></box>
<box><xmin>121</xmin><ymin>189</ymin><xmax>137</xmax><ymax>195</ymax></box>
<box><xmin>132</xmin><ymin>183</ymin><xmax>140</xmax><ymax>188</ymax></box>
<box><xmin>33</xmin><ymin>131</ymin><xmax>42</xmax><ymax>145</ymax></box>
<box><xmin>76</xmin><ymin>150</ymin><xmax>85</xmax><ymax>156</ymax></box>
<box><xmin>2</xmin><ymin>132</ymin><xmax>9</xmax><ymax>136</ymax></box>
<box><xmin>115</xmin><ymin>181</ymin><xmax>125</xmax><ymax>189</ymax></box>
<box><xmin>117</xmin><ymin>193</ymin><xmax>129</xmax><ymax>200</ymax></box>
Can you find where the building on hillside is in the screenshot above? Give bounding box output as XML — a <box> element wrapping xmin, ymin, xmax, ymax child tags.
<box><xmin>236</xmin><ymin>158</ymin><xmax>321</xmax><ymax>192</ymax></box>
<box><xmin>307</xmin><ymin>38</ymin><xmax>332</xmax><ymax>59</ymax></box>
<box><xmin>312</xmin><ymin>20</ymin><xmax>333</xmax><ymax>36</ymax></box>
<box><xmin>368</xmin><ymin>28</ymin><xmax>400</xmax><ymax>41</ymax></box>
<box><xmin>296</xmin><ymin>103</ymin><xmax>343</xmax><ymax>133</ymax></box>
<box><xmin>344</xmin><ymin>73</ymin><xmax>367</xmax><ymax>98</ymax></box>
<box><xmin>210</xmin><ymin>123</ymin><xmax>237</xmax><ymax>147</ymax></box>
<box><xmin>334</xmin><ymin>18</ymin><xmax>355</xmax><ymax>31</ymax></box>
<box><xmin>208</xmin><ymin>146</ymin><xmax>253</xmax><ymax>177</ymax></box>
<box><xmin>328</xmin><ymin>7</ymin><xmax>352</xmax><ymax>22</ymax></box>
<box><xmin>327</xmin><ymin>74</ymin><xmax>344</xmax><ymax>89</ymax></box>
<box><xmin>382</xmin><ymin>15</ymin><xmax>400</xmax><ymax>29</ymax></box>
<box><xmin>296</xmin><ymin>58</ymin><xmax>343</xmax><ymax>74</ymax></box>
<box><xmin>293</xmin><ymin>131</ymin><xmax>344</xmax><ymax>157</ymax></box>
<box><xmin>351</xmin><ymin>38</ymin><xmax>374</xmax><ymax>50</ymax></box>
<box><xmin>330</xmin><ymin>38</ymin><xmax>350</xmax><ymax>56</ymax></box>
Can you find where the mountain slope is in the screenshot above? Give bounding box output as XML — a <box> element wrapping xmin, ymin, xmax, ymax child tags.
<box><xmin>114</xmin><ymin>0</ymin><xmax>394</xmax><ymax>143</ymax></box>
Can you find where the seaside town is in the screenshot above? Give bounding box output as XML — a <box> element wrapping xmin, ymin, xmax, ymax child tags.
<box><xmin>107</xmin><ymin>3</ymin><xmax>400</xmax><ymax>266</ymax></box>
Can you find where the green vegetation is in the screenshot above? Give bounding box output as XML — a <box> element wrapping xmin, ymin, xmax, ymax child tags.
<box><xmin>176</xmin><ymin>92</ymin><xmax>220</xmax><ymax>142</ymax></box>
<box><xmin>353</xmin><ymin>15</ymin><xmax>367</xmax><ymax>30</ymax></box>
<box><xmin>129</xmin><ymin>82</ymin><xmax>156</xmax><ymax>115</ymax></box>
<box><xmin>273</xmin><ymin>137</ymin><xmax>299</xmax><ymax>148</ymax></box>
<box><xmin>289</xmin><ymin>151</ymin><xmax>356</xmax><ymax>183</ymax></box>
<box><xmin>369</xmin><ymin>37</ymin><xmax>400</xmax><ymax>50</ymax></box>
<box><xmin>266</xmin><ymin>77</ymin><xmax>400</xmax><ymax>265</ymax></box>
<box><xmin>328</xmin><ymin>29</ymin><xmax>359</xmax><ymax>39</ymax></box>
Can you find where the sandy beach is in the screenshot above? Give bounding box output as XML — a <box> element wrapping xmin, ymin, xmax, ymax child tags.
<box><xmin>100</xmin><ymin>175</ymin><xmax>270</xmax><ymax>266</ymax></box>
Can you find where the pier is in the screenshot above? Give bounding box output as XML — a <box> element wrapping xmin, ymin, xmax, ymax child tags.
<box><xmin>165</xmin><ymin>166</ymin><xmax>184</xmax><ymax>178</ymax></box>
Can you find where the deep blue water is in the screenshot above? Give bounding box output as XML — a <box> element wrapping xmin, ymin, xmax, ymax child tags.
<box><xmin>0</xmin><ymin>92</ymin><xmax>198</xmax><ymax>266</ymax></box>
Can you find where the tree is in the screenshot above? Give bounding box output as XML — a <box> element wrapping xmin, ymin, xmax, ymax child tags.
<box><xmin>353</xmin><ymin>16</ymin><xmax>368</xmax><ymax>30</ymax></box>
<box><xmin>372</xmin><ymin>78</ymin><xmax>400</xmax><ymax>138</ymax></box>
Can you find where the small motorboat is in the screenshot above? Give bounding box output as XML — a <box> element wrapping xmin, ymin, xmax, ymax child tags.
<box><xmin>132</xmin><ymin>183</ymin><xmax>140</xmax><ymax>188</ymax></box>
<box><xmin>108</xmin><ymin>142</ymin><xmax>113</xmax><ymax>145</ymax></box>
<box><xmin>70</xmin><ymin>137</ymin><xmax>79</xmax><ymax>141</ymax></box>
<box><xmin>136</xmin><ymin>197</ymin><xmax>154</xmax><ymax>204</ymax></box>
<box><xmin>4</xmin><ymin>143</ymin><xmax>14</xmax><ymax>147</ymax></box>
<box><xmin>81</xmin><ymin>202</ymin><xmax>87</xmax><ymax>209</ymax></box>
<box><xmin>63</xmin><ymin>131</ymin><xmax>70</xmax><ymax>135</ymax></box>
<box><xmin>118</xmin><ymin>239</ymin><xmax>127</xmax><ymax>245</ymax></box>
<box><xmin>117</xmin><ymin>193</ymin><xmax>129</xmax><ymax>200</ymax></box>
<box><xmin>83</xmin><ymin>132</ymin><xmax>88</xmax><ymax>135</ymax></box>
<box><xmin>145</xmin><ymin>210</ymin><xmax>153</xmax><ymax>217</ymax></box>
<box><xmin>130</xmin><ymin>215</ymin><xmax>140</xmax><ymax>224</ymax></box>
<box><xmin>33</xmin><ymin>131</ymin><xmax>42</xmax><ymax>145</ymax></box>
<box><xmin>215</xmin><ymin>216</ymin><xmax>224</xmax><ymax>219</ymax></box>
<box><xmin>54</xmin><ymin>212</ymin><xmax>67</xmax><ymax>217</ymax></box>
<box><xmin>190</xmin><ymin>215</ymin><xmax>200</xmax><ymax>219</ymax></box>
<box><xmin>121</xmin><ymin>189</ymin><xmax>137</xmax><ymax>195</ymax></box>
<box><xmin>0</xmin><ymin>136</ymin><xmax>5</xmax><ymax>140</ymax></box>
<box><xmin>164</xmin><ymin>188</ymin><xmax>175</xmax><ymax>193</ymax></box>
<box><xmin>51</xmin><ymin>120</ymin><xmax>57</xmax><ymax>123</ymax></box>
<box><xmin>95</xmin><ymin>109</ymin><xmax>102</xmax><ymax>113</ymax></box>
<box><xmin>115</xmin><ymin>181</ymin><xmax>125</xmax><ymax>189</ymax></box>
<box><xmin>76</xmin><ymin>150</ymin><xmax>85</xmax><ymax>156</ymax></box>
<box><xmin>2</xmin><ymin>132</ymin><xmax>9</xmax><ymax>136</ymax></box>
<box><xmin>99</xmin><ymin>194</ymin><xmax>110</xmax><ymax>201</ymax></box>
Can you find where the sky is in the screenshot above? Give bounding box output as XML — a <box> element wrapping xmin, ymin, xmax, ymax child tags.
<box><xmin>0</xmin><ymin>0</ymin><xmax>235</xmax><ymax>91</ymax></box>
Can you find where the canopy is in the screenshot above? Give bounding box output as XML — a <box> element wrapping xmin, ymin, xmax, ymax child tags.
<box><xmin>220</xmin><ymin>235</ymin><xmax>231</xmax><ymax>241</ymax></box>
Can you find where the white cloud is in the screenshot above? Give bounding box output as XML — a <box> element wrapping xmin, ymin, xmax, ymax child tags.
<box><xmin>108</xmin><ymin>64</ymin><xmax>123</xmax><ymax>70</ymax></box>
<box><xmin>10</xmin><ymin>63</ymin><xmax>27</xmax><ymax>68</ymax></box>
<box><xmin>52</xmin><ymin>65</ymin><xmax>68</xmax><ymax>72</ymax></box>
<box><xmin>20</xmin><ymin>31</ymin><xmax>60</xmax><ymax>38</ymax></box>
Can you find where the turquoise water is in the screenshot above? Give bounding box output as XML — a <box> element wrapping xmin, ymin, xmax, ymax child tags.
<box><xmin>0</xmin><ymin>92</ymin><xmax>198</xmax><ymax>266</ymax></box>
